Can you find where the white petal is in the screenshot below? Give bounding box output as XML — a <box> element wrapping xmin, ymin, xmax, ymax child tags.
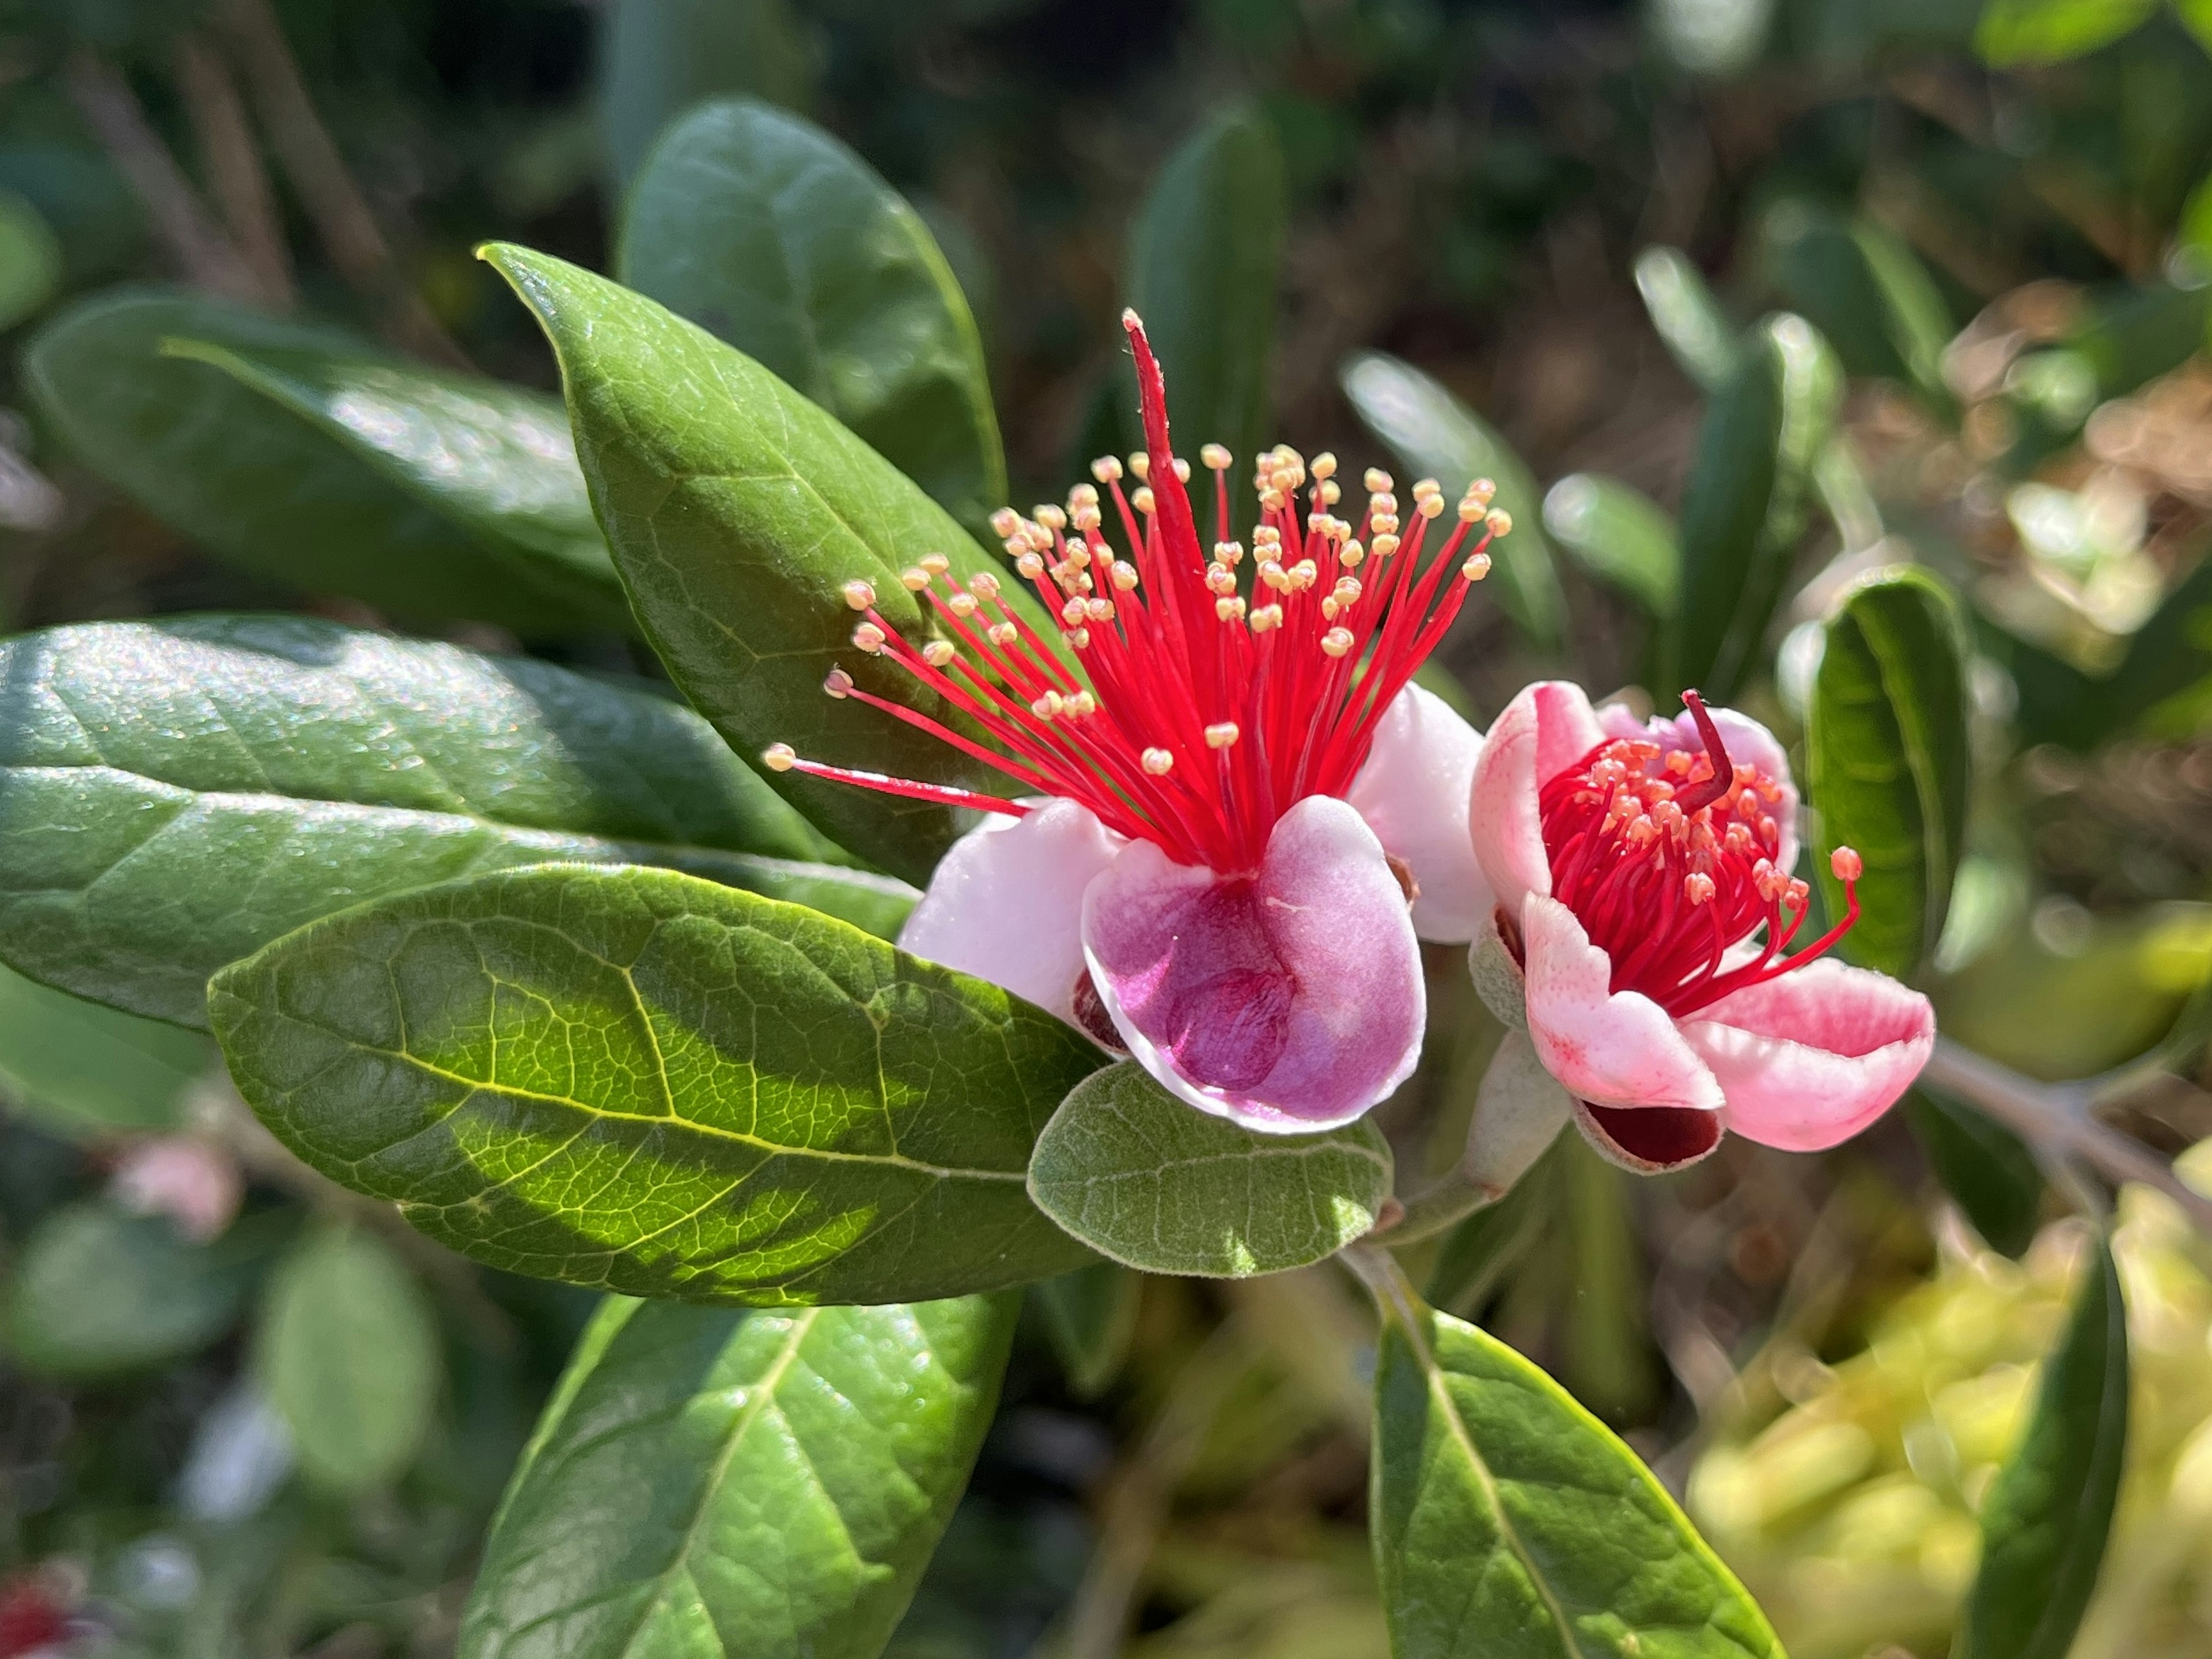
<box><xmin>897</xmin><ymin>799</ymin><xmax>1123</xmax><ymax>1021</ymax></box>
<box><xmin>1345</xmin><ymin>682</ymin><xmax>1493</xmax><ymax>942</ymax></box>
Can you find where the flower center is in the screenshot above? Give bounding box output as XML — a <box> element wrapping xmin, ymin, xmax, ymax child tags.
<box><xmin>1538</xmin><ymin>691</ymin><xmax>1861</xmax><ymax>1017</ymax></box>
<box><xmin>762</xmin><ymin>311</ymin><xmax>1505</xmax><ymax>872</ymax></box>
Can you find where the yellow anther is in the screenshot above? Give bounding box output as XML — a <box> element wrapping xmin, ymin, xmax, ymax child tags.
<box><xmin>853</xmin><ymin>622</ymin><xmax>885</xmax><ymax>653</ymax></box>
<box><xmin>762</xmin><ymin>743</ymin><xmax>797</xmax><ymax>771</ymax></box>
<box><xmin>1467</xmin><ymin>478</ymin><xmax>1498</xmax><ymax>508</ymax></box>
<box><xmin>1131</xmin><ymin>486</ymin><xmax>1157</xmax><ymax>515</ymax></box>
<box><xmin>842</xmin><ymin>578</ymin><xmax>877</xmax><ymax>611</ymax></box>
<box><xmin>1370</xmin><ymin>513</ymin><xmax>1400</xmax><ymax>536</ymax></box>
<box><xmin>1066</xmin><ymin>626</ymin><xmax>1092</xmax><ymax>649</ymax></box>
<box><xmin>1317</xmin><ymin>479</ymin><xmax>1341</xmax><ymax>506</ymax></box>
<box><xmin>1200</xmin><ymin>443</ymin><xmax>1233</xmax><ymax>471</ymax></box>
<box><xmin>1172</xmin><ymin>457</ymin><xmax>1191</xmax><ymax>483</ymax></box>
<box><xmin>1213</xmin><ymin>540</ymin><xmax>1245</xmax><ymax>565</ymax></box>
<box><xmin>1321</xmin><ymin>626</ymin><xmax>1355</xmax><ymax>658</ymax></box>
<box><xmin>1032</xmin><ymin>691</ymin><xmax>1065</xmax><ymax>720</ymax></box>
<box><xmin>1016</xmin><ymin>551</ymin><xmax>1046</xmax><ymax>579</ymax></box>
<box><xmin>1685</xmin><ymin>872</ymin><xmax>1717</xmax><ymax>906</ymax></box>
<box><xmin>900</xmin><ymin>566</ymin><xmax>931</xmax><ymax>590</ymax></box>
<box><xmin>947</xmin><ymin>592</ymin><xmax>979</xmax><ymax>618</ymax></box>
<box><xmin>1206</xmin><ymin>566</ymin><xmax>1238</xmax><ymax>596</ymax></box>
<box><xmin>1485</xmin><ymin>507</ymin><xmax>1514</xmax><ymax>539</ymax></box>
<box><xmin>1142</xmin><ymin>747</ymin><xmax>1175</xmax><ymax>775</ymax></box>
<box><xmin>1287</xmin><ymin>558</ymin><xmax>1318</xmax><ymax>590</ymax></box>
<box><xmin>1111</xmin><ymin>562</ymin><xmax>1141</xmax><ymax>591</ymax></box>
<box><xmin>1085</xmin><ymin>597</ymin><xmax>1114</xmax><ymax>622</ymax></box>
<box><xmin>1205</xmin><ymin>721</ymin><xmax>1240</xmax><ymax>748</ymax></box>
<box><xmin>968</xmin><ymin>571</ymin><xmax>1002</xmax><ymax>600</ymax></box>
<box><xmin>1069</xmin><ymin>482</ymin><xmax>1100</xmax><ymax>509</ymax></box>
<box><xmin>1340</xmin><ymin>540</ymin><xmax>1366</xmax><ymax>568</ymax></box>
<box><xmin>1259</xmin><ymin>559</ymin><xmax>1289</xmax><ymax>592</ymax></box>
<box><xmin>919</xmin><ymin>553</ymin><xmax>950</xmax><ymax>577</ymax></box>
<box><xmin>988</xmin><ymin>507</ymin><xmax>1020</xmax><ymax>537</ymax></box>
<box><xmin>1215</xmin><ymin>595</ymin><xmax>1247</xmax><ymax>622</ymax></box>
<box><xmin>1411</xmin><ymin>478</ymin><xmax>1441</xmax><ymax>498</ymax></box>
<box><xmin>1128</xmin><ymin>452</ymin><xmax>1150</xmax><ymax>481</ymax></box>
<box><xmin>1416</xmin><ymin>495</ymin><xmax>1444</xmax><ymax>519</ymax></box>
<box><xmin>1073</xmin><ymin>505</ymin><xmax>1103</xmax><ymax>533</ymax></box>
<box><xmin>922</xmin><ymin>639</ymin><xmax>957</xmax><ymax>668</ymax></box>
<box><xmin>1259</xmin><ymin>487</ymin><xmax>1286</xmax><ymax>512</ymax></box>
<box><xmin>823</xmin><ymin>668</ymin><xmax>855</xmax><ymax>698</ymax></box>
<box><xmin>1311</xmin><ymin>453</ymin><xmax>1337</xmax><ymax>480</ymax></box>
<box><xmin>1065</xmin><ymin>690</ymin><xmax>1097</xmax><ymax>717</ymax></box>
<box><xmin>1249</xmin><ymin>603</ymin><xmax>1285</xmax><ymax>633</ymax></box>
<box><xmin>988</xmin><ymin>621</ymin><xmax>1018</xmax><ymax>646</ymax></box>
<box><xmin>1363</xmin><ymin>468</ymin><xmax>1393</xmax><ymax>493</ymax></box>
<box><xmin>1035</xmin><ymin>504</ymin><xmax>1067</xmax><ymax>531</ymax></box>
<box><xmin>1062</xmin><ymin>597</ymin><xmax>1088</xmax><ymax>625</ymax></box>
<box><xmin>1370</xmin><ymin>533</ymin><xmax>1400</xmax><ymax>558</ymax></box>
<box><xmin>1091</xmin><ymin>455</ymin><xmax>1123</xmax><ymax>483</ymax></box>
<box><xmin>1462</xmin><ymin>552</ymin><xmax>1493</xmax><ymax>581</ymax></box>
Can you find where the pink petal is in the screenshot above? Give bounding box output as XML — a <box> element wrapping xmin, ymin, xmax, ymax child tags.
<box><xmin>1598</xmin><ymin>701</ymin><xmax>1800</xmax><ymax>872</ymax></box>
<box><xmin>897</xmin><ymin>798</ymin><xmax>1123</xmax><ymax>1023</ymax></box>
<box><xmin>1679</xmin><ymin>959</ymin><xmax>1935</xmax><ymax>1152</ymax></box>
<box><xmin>1467</xmin><ymin>680</ymin><xmax>1604</xmax><ymax>915</ymax></box>
<box><xmin>1081</xmin><ymin>796</ymin><xmax>1423</xmax><ymax>1133</ymax></box>
<box><xmin>1345</xmin><ymin>683</ymin><xmax>1493</xmax><ymax>943</ymax></box>
<box><xmin>1520</xmin><ymin>893</ymin><xmax>1724</xmax><ymax>1112</ymax></box>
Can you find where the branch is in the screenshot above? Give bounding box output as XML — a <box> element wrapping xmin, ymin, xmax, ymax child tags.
<box><xmin>63</xmin><ymin>49</ymin><xmax>263</xmax><ymax>303</ymax></box>
<box><xmin>215</xmin><ymin>0</ymin><xmax>470</xmax><ymax>368</ymax></box>
<box><xmin>174</xmin><ymin>32</ymin><xmax>294</xmax><ymax>306</ymax></box>
<box><xmin>1921</xmin><ymin>1036</ymin><xmax>2212</xmax><ymax>1233</ymax></box>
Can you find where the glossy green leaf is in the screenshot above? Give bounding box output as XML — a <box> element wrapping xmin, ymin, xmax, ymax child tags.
<box><xmin>1957</xmin><ymin>1230</ymin><xmax>2128</xmax><ymax>1659</ymax></box>
<box><xmin>619</xmin><ymin>99</ymin><xmax>1005</xmax><ymax>537</ymax></box>
<box><xmin>1760</xmin><ymin>201</ymin><xmax>1952</xmax><ymax>406</ymax></box>
<box><xmin>2181</xmin><ymin>0</ymin><xmax>2212</xmax><ymax>57</ymax></box>
<box><xmin>257</xmin><ymin>1228</ymin><xmax>441</xmax><ymax>1494</ymax></box>
<box><xmin>1340</xmin><ymin>351</ymin><xmax>1567</xmax><ymax>648</ymax></box>
<box><xmin>2</xmin><ymin>1202</ymin><xmax>247</xmax><ymax>1377</ymax></box>
<box><xmin>0</xmin><ymin>961</ymin><xmax>210</xmax><ymax>1137</ymax></box>
<box><xmin>24</xmin><ymin>290</ymin><xmax>607</xmax><ymax>634</ymax></box>
<box><xmin>1904</xmin><ymin>1087</ymin><xmax>2043</xmax><ymax>1259</ymax></box>
<box><xmin>1026</xmin><ymin>1062</ymin><xmax>1392</xmax><ymax>1278</ymax></box>
<box><xmin>0</xmin><ymin>188</ymin><xmax>60</xmax><ymax>332</ymax></box>
<box><xmin>599</xmin><ymin>0</ymin><xmax>815</xmax><ymax>186</ymax></box>
<box><xmin>1667</xmin><ymin>313</ymin><xmax>1843</xmax><ymax>702</ymax></box>
<box><xmin>0</xmin><ymin>616</ymin><xmax>904</xmax><ymax>1029</ymax></box>
<box><xmin>484</xmin><ymin>243</ymin><xmax>1054</xmax><ymax>883</ymax></box>
<box><xmin>1975</xmin><ymin>0</ymin><xmax>2158</xmax><ymax>65</ymax></box>
<box><xmin>1633</xmin><ymin>247</ymin><xmax>1740</xmax><ymax>393</ymax></box>
<box><xmin>158</xmin><ymin>335</ymin><xmax>628</xmax><ymax>627</ymax></box>
<box><xmin>1540</xmin><ymin>474</ymin><xmax>1679</xmax><ymax>616</ymax></box>
<box><xmin>1370</xmin><ymin>1288</ymin><xmax>1781</xmax><ymax>1659</ymax></box>
<box><xmin>1032</xmin><ymin>1262</ymin><xmax>1141</xmax><ymax>1399</ymax></box>
<box><xmin>460</xmin><ymin>1291</ymin><xmax>1012</xmax><ymax>1659</ymax></box>
<box><xmin>1806</xmin><ymin>567</ymin><xmax>1972</xmax><ymax>981</ymax></box>
<box><xmin>1125</xmin><ymin>106</ymin><xmax>1287</xmax><ymax>473</ymax></box>
<box><xmin>209</xmin><ymin>862</ymin><xmax>1102</xmax><ymax>1306</ymax></box>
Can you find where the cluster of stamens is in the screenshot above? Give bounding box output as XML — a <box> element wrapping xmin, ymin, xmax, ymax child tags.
<box><xmin>1537</xmin><ymin>692</ymin><xmax>1862</xmax><ymax>1016</ymax></box>
<box><xmin>763</xmin><ymin>312</ymin><xmax>1509</xmax><ymax>873</ymax></box>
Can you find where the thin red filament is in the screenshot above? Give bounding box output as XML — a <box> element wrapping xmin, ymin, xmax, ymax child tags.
<box><xmin>1538</xmin><ymin>691</ymin><xmax>1861</xmax><ymax>1016</ymax></box>
<box><xmin>770</xmin><ymin>311</ymin><xmax>1504</xmax><ymax>873</ymax></box>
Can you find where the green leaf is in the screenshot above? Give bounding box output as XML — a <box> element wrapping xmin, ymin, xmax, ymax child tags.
<box><xmin>208</xmin><ymin>862</ymin><xmax>1101</xmax><ymax>1306</ymax></box>
<box><xmin>1125</xmin><ymin>106</ymin><xmax>1287</xmax><ymax>473</ymax></box>
<box><xmin>1975</xmin><ymin>0</ymin><xmax>2158</xmax><ymax>64</ymax></box>
<box><xmin>2181</xmin><ymin>0</ymin><xmax>2212</xmax><ymax>56</ymax></box>
<box><xmin>1633</xmin><ymin>247</ymin><xmax>1741</xmax><ymax>394</ymax></box>
<box><xmin>1904</xmin><ymin>1088</ymin><xmax>2044</xmax><ymax>1258</ymax></box>
<box><xmin>1540</xmin><ymin>474</ymin><xmax>1679</xmax><ymax>616</ymax></box>
<box><xmin>257</xmin><ymin>1228</ymin><xmax>441</xmax><ymax>1494</ymax></box>
<box><xmin>599</xmin><ymin>0</ymin><xmax>815</xmax><ymax>187</ymax></box>
<box><xmin>1032</xmin><ymin>1262</ymin><xmax>1141</xmax><ymax>1399</ymax></box>
<box><xmin>2064</xmin><ymin>281</ymin><xmax>2210</xmax><ymax>399</ymax></box>
<box><xmin>1957</xmin><ymin>1229</ymin><xmax>2128</xmax><ymax>1659</ymax></box>
<box><xmin>1025</xmin><ymin>1062</ymin><xmax>1392</xmax><ymax>1278</ymax></box>
<box><xmin>2182</xmin><ymin>172</ymin><xmax>2212</xmax><ymax>270</ymax></box>
<box><xmin>0</xmin><ymin>616</ymin><xmax>905</xmax><ymax>1029</ymax></box>
<box><xmin>619</xmin><ymin>99</ymin><xmax>1005</xmax><ymax>539</ymax></box>
<box><xmin>1667</xmin><ymin>313</ymin><xmax>1843</xmax><ymax>702</ymax></box>
<box><xmin>1806</xmin><ymin>567</ymin><xmax>1973</xmax><ymax>982</ymax></box>
<box><xmin>157</xmin><ymin>334</ymin><xmax>629</xmax><ymax>628</ymax></box>
<box><xmin>2</xmin><ymin>1201</ymin><xmax>247</xmax><ymax>1377</ymax></box>
<box><xmin>483</xmin><ymin>242</ymin><xmax>1055</xmax><ymax>884</ymax></box>
<box><xmin>1339</xmin><ymin>351</ymin><xmax>1567</xmax><ymax>649</ymax></box>
<box><xmin>1760</xmin><ymin>201</ymin><xmax>1952</xmax><ymax>407</ymax></box>
<box><xmin>1370</xmin><ymin>1289</ymin><xmax>1781</xmax><ymax>1659</ymax></box>
<box><xmin>0</xmin><ymin>188</ymin><xmax>61</xmax><ymax>332</ymax></box>
<box><xmin>24</xmin><ymin>290</ymin><xmax>608</xmax><ymax>634</ymax></box>
<box><xmin>459</xmin><ymin>1291</ymin><xmax>1013</xmax><ymax>1659</ymax></box>
<box><xmin>0</xmin><ymin>961</ymin><xmax>210</xmax><ymax>1137</ymax></box>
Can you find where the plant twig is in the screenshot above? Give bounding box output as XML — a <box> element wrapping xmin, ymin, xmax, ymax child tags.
<box><xmin>63</xmin><ymin>49</ymin><xmax>263</xmax><ymax>302</ymax></box>
<box><xmin>215</xmin><ymin>0</ymin><xmax>470</xmax><ymax>367</ymax></box>
<box><xmin>174</xmin><ymin>31</ymin><xmax>293</xmax><ymax>306</ymax></box>
<box><xmin>1921</xmin><ymin>1036</ymin><xmax>2212</xmax><ymax>1233</ymax></box>
<box><xmin>1057</xmin><ymin>1319</ymin><xmax>1249</xmax><ymax>1659</ymax></box>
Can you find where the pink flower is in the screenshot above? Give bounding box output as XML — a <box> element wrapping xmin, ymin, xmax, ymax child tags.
<box><xmin>766</xmin><ymin>313</ymin><xmax>1497</xmax><ymax>1131</ymax></box>
<box><xmin>1467</xmin><ymin>680</ymin><xmax>1934</xmax><ymax>1172</ymax></box>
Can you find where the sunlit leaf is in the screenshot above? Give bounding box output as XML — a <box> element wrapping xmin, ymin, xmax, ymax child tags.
<box><xmin>1807</xmin><ymin>567</ymin><xmax>1972</xmax><ymax>981</ymax></box>
<box><xmin>619</xmin><ymin>99</ymin><xmax>1003</xmax><ymax>535</ymax></box>
<box><xmin>0</xmin><ymin>617</ymin><xmax>899</xmax><ymax>1029</ymax></box>
<box><xmin>1340</xmin><ymin>351</ymin><xmax>1567</xmax><ymax>649</ymax></box>
<box><xmin>1633</xmin><ymin>247</ymin><xmax>1740</xmax><ymax>393</ymax></box>
<box><xmin>484</xmin><ymin>243</ymin><xmax>1057</xmax><ymax>883</ymax></box>
<box><xmin>1957</xmin><ymin>1229</ymin><xmax>2128</xmax><ymax>1659</ymax></box>
<box><xmin>1975</xmin><ymin>0</ymin><xmax>2158</xmax><ymax>65</ymax></box>
<box><xmin>460</xmin><ymin>1292</ymin><xmax>1012</xmax><ymax>1659</ymax></box>
<box><xmin>1026</xmin><ymin>1062</ymin><xmax>1392</xmax><ymax>1278</ymax></box>
<box><xmin>209</xmin><ymin>862</ymin><xmax>1101</xmax><ymax>1306</ymax></box>
<box><xmin>1541</xmin><ymin>474</ymin><xmax>1679</xmax><ymax>616</ymax></box>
